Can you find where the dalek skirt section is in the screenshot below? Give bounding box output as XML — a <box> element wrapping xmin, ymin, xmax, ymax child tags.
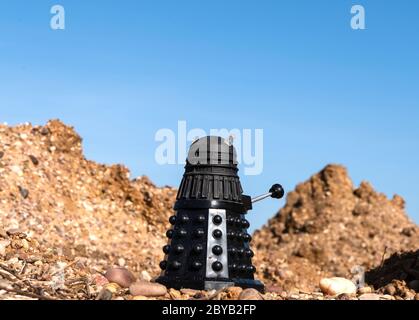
<box><xmin>157</xmin><ymin>136</ymin><xmax>264</xmax><ymax>292</ymax></box>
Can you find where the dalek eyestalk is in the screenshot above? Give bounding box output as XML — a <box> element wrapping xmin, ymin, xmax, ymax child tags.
<box><xmin>156</xmin><ymin>136</ymin><xmax>284</xmax><ymax>292</ymax></box>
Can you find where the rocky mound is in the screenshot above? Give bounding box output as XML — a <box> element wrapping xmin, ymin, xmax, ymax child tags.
<box><xmin>253</xmin><ymin>165</ymin><xmax>419</xmax><ymax>292</ymax></box>
<box><xmin>0</xmin><ymin>120</ymin><xmax>176</xmax><ymax>285</ymax></box>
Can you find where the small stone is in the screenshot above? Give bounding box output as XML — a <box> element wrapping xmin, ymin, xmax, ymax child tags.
<box><xmin>0</xmin><ymin>227</ymin><xmax>7</xmax><ymax>238</ymax></box>
<box><xmin>93</xmin><ymin>274</ymin><xmax>109</xmax><ymax>287</ymax></box>
<box><xmin>21</xmin><ymin>239</ymin><xmax>29</xmax><ymax>250</ymax></box>
<box><xmin>359</xmin><ymin>293</ymin><xmax>381</xmax><ymax>300</ymax></box>
<box><xmin>168</xmin><ymin>288</ymin><xmax>183</xmax><ymax>300</ymax></box>
<box><xmin>117</xmin><ymin>258</ymin><xmax>126</xmax><ymax>267</ymax></box>
<box><xmin>29</xmin><ymin>155</ymin><xmax>39</xmax><ymax>166</ymax></box>
<box><xmin>0</xmin><ymin>240</ymin><xmax>11</xmax><ymax>256</ymax></box>
<box><xmin>105</xmin><ymin>267</ymin><xmax>136</xmax><ymax>288</ymax></box>
<box><xmin>415</xmin><ymin>294</ymin><xmax>419</xmax><ymax>301</ymax></box>
<box><xmin>0</xmin><ymin>280</ymin><xmax>13</xmax><ymax>291</ymax></box>
<box><xmin>6</xmin><ymin>228</ymin><xmax>23</xmax><ymax>236</ymax></box>
<box><xmin>40</xmin><ymin>127</ymin><xmax>50</xmax><ymax>135</ymax></box>
<box><xmin>0</xmin><ymin>151</ymin><xmax>4</xmax><ymax>159</ymax></box>
<box><xmin>358</xmin><ymin>286</ymin><xmax>373</xmax><ymax>294</ymax></box>
<box><xmin>18</xmin><ymin>186</ymin><xmax>29</xmax><ymax>199</ymax></box>
<box><xmin>239</xmin><ymin>289</ymin><xmax>264</xmax><ymax>300</ymax></box>
<box><xmin>130</xmin><ymin>281</ymin><xmax>167</xmax><ymax>297</ymax></box>
<box><xmin>10</xmin><ymin>165</ymin><xmax>23</xmax><ymax>176</ymax></box>
<box><xmin>280</xmin><ymin>291</ymin><xmax>288</xmax><ymax>299</ymax></box>
<box><xmin>140</xmin><ymin>270</ymin><xmax>152</xmax><ymax>282</ymax></box>
<box><xmin>380</xmin><ymin>295</ymin><xmax>395</xmax><ymax>300</ymax></box>
<box><xmin>180</xmin><ymin>289</ymin><xmax>200</xmax><ymax>296</ymax></box>
<box><xmin>403</xmin><ymin>291</ymin><xmax>415</xmax><ymax>300</ymax></box>
<box><xmin>34</xmin><ymin>260</ymin><xmax>43</xmax><ymax>267</ymax></box>
<box><xmin>319</xmin><ymin>277</ymin><xmax>357</xmax><ymax>296</ymax></box>
<box><xmin>105</xmin><ymin>283</ymin><xmax>121</xmax><ymax>294</ymax></box>
<box><xmin>225</xmin><ymin>287</ymin><xmax>243</xmax><ymax>299</ymax></box>
<box><xmin>338</xmin><ymin>294</ymin><xmax>351</xmax><ymax>300</ymax></box>
<box><xmin>96</xmin><ymin>288</ymin><xmax>114</xmax><ymax>301</ymax></box>
<box><xmin>265</xmin><ymin>285</ymin><xmax>283</xmax><ymax>293</ymax></box>
<box><xmin>132</xmin><ymin>296</ymin><xmax>149</xmax><ymax>300</ymax></box>
<box><xmin>384</xmin><ymin>284</ymin><xmax>397</xmax><ymax>296</ymax></box>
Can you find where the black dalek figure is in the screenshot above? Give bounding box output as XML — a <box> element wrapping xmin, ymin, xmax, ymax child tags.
<box><xmin>157</xmin><ymin>136</ymin><xmax>284</xmax><ymax>292</ymax></box>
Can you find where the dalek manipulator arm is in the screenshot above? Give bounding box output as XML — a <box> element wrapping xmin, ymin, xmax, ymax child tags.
<box><xmin>253</xmin><ymin>184</ymin><xmax>285</xmax><ymax>203</ymax></box>
<box><xmin>242</xmin><ymin>184</ymin><xmax>285</xmax><ymax>212</ymax></box>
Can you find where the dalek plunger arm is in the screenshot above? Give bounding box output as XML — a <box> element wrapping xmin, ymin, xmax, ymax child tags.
<box><xmin>251</xmin><ymin>184</ymin><xmax>285</xmax><ymax>204</ymax></box>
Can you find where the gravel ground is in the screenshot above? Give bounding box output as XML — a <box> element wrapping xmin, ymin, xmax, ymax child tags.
<box><xmin>0</xmin><ymin>120</ymin><xmax>418</xmax><ymax>301</ymax></box>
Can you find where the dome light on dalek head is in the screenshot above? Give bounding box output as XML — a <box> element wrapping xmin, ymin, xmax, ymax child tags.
<box><xmin>156</xmin><ymin>136</ymin><xmax>284</xmax><ymax>292</ymax></box>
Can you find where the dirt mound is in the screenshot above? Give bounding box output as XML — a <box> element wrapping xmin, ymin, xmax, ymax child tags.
<box><xmin>0</xmin><ymin>120</ymin><xmax>176</xmax><ymax>285</ymax></box>
<box><xmin>253</xmin><ymin>165</ymin><xmax>419</xmax><ymax>292</ymax></box>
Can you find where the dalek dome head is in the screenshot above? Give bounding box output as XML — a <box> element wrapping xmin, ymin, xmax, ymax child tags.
<box><xmin>187</xmin><ymin>136</ymin><xmax>237</xmax><ymax>167</ymax></box>
<box><xmin>175</xmin><ymin>136</ymin><xmax>246</xmax><ymax>213</ymax></box>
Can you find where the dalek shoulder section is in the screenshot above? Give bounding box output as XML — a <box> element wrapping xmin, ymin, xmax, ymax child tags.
<box><xmin>176</xmin><ymin>174</ymin><xmax>244</xmax><ymax>202</ymax></box>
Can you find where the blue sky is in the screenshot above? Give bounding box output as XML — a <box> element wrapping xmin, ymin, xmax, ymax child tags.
<box><xmin>0</xmin><ymin>0</ymin><xmax>418</xmax><ymax>230</ymax></box>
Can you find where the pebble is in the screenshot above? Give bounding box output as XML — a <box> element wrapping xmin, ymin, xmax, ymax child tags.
<box><xmin>95</xmin><ymin>283</ymin><xmax>121</xmax><ymax>300</ymax></box>
<box><xmin>6</xmin><ymin>229</ymin><xmax>23</xmax><ymax>237</ymax></box>
<box><xmin>117</xmin><ymin>258</ymin><xmax>126</xmax><ymax>267</ymax></box>
<box><xmin>132</xmin><ymin>296</ymin><xmax>149</xmax><ymax>300</ymax></box>
<box><xmin>93</xmin><ymin>274</ymin><xmax>109</xmax><ymax>287</ymax></box>
<box><xmin>10</xmin><ymin>165</ymin><xmax>23</xmax><ymax>176</ymax></box>
<box><xmin>0</xmin><ymin>151</ymin><xmax>4</xmax><ymax>159</ymax></box>
<box><xmin>358</xmin><ymin>286</ymin><xmax>373</xmax><ymax>294</ymax></box>
<box><xmin>105</xmin><ymin>283</ymin><xmax>121</xmax><ymax>294</ymax></box>
<box><xmin>239</xmin><ymin>289</ymin><xmax>264</xmax><ymax>300</ymax></box>
<box><xmin>384</xmin><ymin>284</ymin><xmax>396</xmax><ymax>296</ymax></box>
<box><xmin>380</xmin><ymin>295</ymin><xmax>395</xmax><ymax>300</ymax></box>
<box><xmin>415</xmin><ymin>294</ymin><xmax>419</xmax><ymax>301</ymax></box>
<box><xmin>140</xmin><ymin>270</ymin><xmax>152</xmax><ymax>282</ymax></box>
<box><xmin>180</xmin><ymin>289</ymin><xmax>200</xmax><ymax>296</ymax></box>
<box><xmin>21</xmin><ymin>239</ymin><xmax>29</xmax><ymax>250</ymax></box>
<box><xmin>359</xmin><ymin>293</ymin><xmax>381</xmax><ymax>300</ymax></box>
<box><xmin>34</xmin><ymin>260</ymin><xmax>43</xmax><ymax>267</ymax></box>
<box><xmin>29</xmin><ymin>155</ymin><xmax>39</xmax><ymax>166</ymax></box>
<box><xmin>168</xmin><ymin>288</ymin><xmax>183</xmax><ymax>300</ymax></box>
<box><xmin>0</xmin><ymin>240</ymin><xmax>11</xmax><ymax>256</ymax></box>
<box><xmin>403</xmin><ymin>291</ymin><xmax>415</xmax><ymax>300</ymax></box>
<box><xmin>225</xmin><ymin>287</ymin><xmax>243</xmax><ymax>300</ymax></box>
<box><xmin>40</xmin><ymin>127</ymin><xmax>50</xmax><ymax>135</ymax></box>
<box><xmin>130</xmin><ymin>281</ymin><xmax>167</xmax><ymax>297</ymax></box>
<box><xmin>105</xmin><ymin>267</ymin><xmax>136</xmax><ymax>288</ymax></box>
<box><xmin>18</xmin><ymin>186</ymin><xmax>29</xmax><ymax>199</ymax></box>
<box><xmin>0</xmin><ymin>227</ymin><xmax>8</xmax><ymax>238</ymax></box>
<box><xmin>338</xmin><ymin>294</ymin><xmax>352</xmax><ymax>300</ymax></box>
<box><xmin>319</xmin><ymin>277</ymin><xmax>357</xmax><ymax>296</ymax></box>
<box><xmin>96</xmin><ymin>289</ymin><xmax>114</xmax><ymax>301</ymax></box>
<box><xmin>265</xmin><ymin>285</ymin><xmax>283</xmax><ymax>293</ymax></box>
